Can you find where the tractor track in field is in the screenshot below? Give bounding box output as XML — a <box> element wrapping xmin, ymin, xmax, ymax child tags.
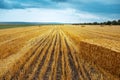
<box><xmin>64</xmin><ymin>36</ymin><xmax>81</xmax><ymax>80</ymax></box>
<box><xmin>0</xmin><ymin>26</ymin><xmax>119</xmax><ymax>80</ymax></box>
<box><xmin>43</xmin><ymin>34</ymin><xmax>57</xmax><ymax>80</ymax></box>
<box><xmin>13</xmin><ymin>33</ymin><xmax>53</xmax><ymax>80</ymax></box>
<box><xmin>55</xmin><ymin>33</ymin><xmax>62</xmax><ymax>80</ymax></box>
<box><xmin>1</xmin><ymin>29</ymin><xmax>54</xmax><ymax>80</ymax></box>
<box><xmin>32</xmin><ymin>32</ymin><xmax>56</xmax><ymax>80</ymax></box>
<box><xmin>20</xmin><ymin>30</ymin><xmax>55</xmax><ymax>80</ymax></box>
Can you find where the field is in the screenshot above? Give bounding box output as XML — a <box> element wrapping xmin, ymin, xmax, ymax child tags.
<box><xmin>0</xmin><ymin>24</ymin><xmax>38</xmax><ymax>29</ymax></box>
<box><xmin>0</xmin><ymin>25</ymin><xmax>120</xmax><ymax>80</ymax></box>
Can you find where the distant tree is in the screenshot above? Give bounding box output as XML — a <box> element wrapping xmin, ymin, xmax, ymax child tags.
<box><xmin>112</xmin><ymin>20</ymin><xmax>117</xmax><ymax>25</ymax></box>
<box><xmin>118</xmin><ymin>19</ymin><xmax>120</xmax><ymax>25</ymax></box>
<box><xmin>88</xmin><ymin>23</ymin><xmax>92</xmax><ymax>25</ymax></box>
<box><xmin>71</xmin><ymin>19</ymin><xmax>120</xmax><ymax>25</ymax></box>
<box><xmin>118</xmin><ymin>19</ymin><xmax>120</xmax><ymax>22</ymax></box>
<box><xmin>106</xmin><ymin>21</ymin><xmax>112</xmax><ymax>25</ymax></box>
<box><xmin>99</xmin><ymin>22</ymin><xmax>102</xmax><ymax>25</ymax></box>
<box><xmin>102</xmin><ymin>22</ymin><xmax>107</xmax><ymax>25</ymax></box>
<box><xmin>93</xmin><ymin>22</ymin><xmax>98</xmax><ymax>25</ymax></box>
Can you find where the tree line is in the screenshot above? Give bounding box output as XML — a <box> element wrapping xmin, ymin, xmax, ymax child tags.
<box><xmin>72</xmin><ymin>19</ymin><xmax>120</xmax><ymax>25</ymax></box>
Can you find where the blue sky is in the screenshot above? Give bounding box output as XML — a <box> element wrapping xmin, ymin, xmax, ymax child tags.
<box><xmin>0</xmin><ymin>0</ymin><xmax>120</xmax><ymax>23</ymax></box>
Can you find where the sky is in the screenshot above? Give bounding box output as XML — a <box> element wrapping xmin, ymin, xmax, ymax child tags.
<box><xmin>0</xmin><ymin>0</ymin><xmax>120</xmax><ymax>23</ymax></box>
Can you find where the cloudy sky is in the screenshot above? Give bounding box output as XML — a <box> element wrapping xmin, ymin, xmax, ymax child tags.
<box><xmin>0</xmin><ymin>0</ymin><xmax>120</xmax><ymax>23</ymax></box>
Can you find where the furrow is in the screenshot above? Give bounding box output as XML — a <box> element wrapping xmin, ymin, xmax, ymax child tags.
<box><xmin>41</xmin><ymin>32</ymin><xmax>58</xmax><ymax>80</ymax></box>
<box><xmin>60</xmin><ymin>31</ymin><xmax>72</xmax><ymax>80</ymax></box>
<box><xmin>17</xmin><ymin>31</ymin><xmax>53</xmax><ymax>80</ymax></box>
<box><xmin>64</xmin><ymin>38</ymin><xmax>80</xmax><ymax>80</ymax></box>
<box><xmin>82</xmin><ymin>65</ymin><xmax>91</xmax><ymax>80</ymax></box>
<box><xmin>50</xmin><ymin>32</ymin><xmax>60</xmax><ymax>80</ymax></box>
<box><xmin>62</xmin><ymin>29</ymin><xmax>92</xmax><ymax>80</ymax></box>
<box><xmin>59</xmin><ymin>30</ymin><xmax>67</xmax><ymax>80</ymax></box>
<box><xmin>1</xmin><ymin>29</ymin><xmax>52</xmax><ymax>80</ymax></box>
<box><xmin>70</xmin><ymin>46</ymin><xmax>88</xmax><ymax>80</ymax></box>
<box><xmin>32</xmin><ymin>31</ymin><xmax>56</xmax><ymax>80</ymax></box>
<box><xmin>55</xmin><ymin>33</ymin><xmax>62</xmax><ymax>80</ymax></box>
<box><xmin>43</xmin><ymin>34</ymin><xmax>58</xmax><ymax>80</ymax></box>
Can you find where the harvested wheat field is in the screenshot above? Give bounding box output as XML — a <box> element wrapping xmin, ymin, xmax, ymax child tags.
<box><xmin>0</xmin><ymin>25</ymin><xmax>120</xmax><ymax>80</ymax></box>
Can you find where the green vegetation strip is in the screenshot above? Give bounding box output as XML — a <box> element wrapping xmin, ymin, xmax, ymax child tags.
<box><xmin>0</xmin><ymin>24</ymin><xmax>37</xmax><ymax>29</ymax></box>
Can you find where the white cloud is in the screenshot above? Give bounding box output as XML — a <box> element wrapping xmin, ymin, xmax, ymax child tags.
<box><xmin>0</xmin><ymin>8</ymin><xmax>114</xmax><ymax>23</ymax></box>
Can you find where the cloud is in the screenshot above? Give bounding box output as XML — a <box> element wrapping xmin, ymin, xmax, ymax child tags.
<box><xmin>0</xmin><ymin>0</ymin><xmax>119</xmax><ymax>14</ymax></box>
<box><xmin>0</xmin><ymin>8</ymin><xmax>113</xmax><ymax>23</ymax></box>
<box><xmin>0</xmin><ymin>0</ymin><xmax>119</xmax><ymax>23</ymax></box>
<box><xmin>0</xmin><ymin>0</ymin><xmax>55</xmax><ymax>9</ymax></box>
<box><xmin>75</xmin><ymin>3</ymin><xmax>120</xmax><ymax>14</ymax></box>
